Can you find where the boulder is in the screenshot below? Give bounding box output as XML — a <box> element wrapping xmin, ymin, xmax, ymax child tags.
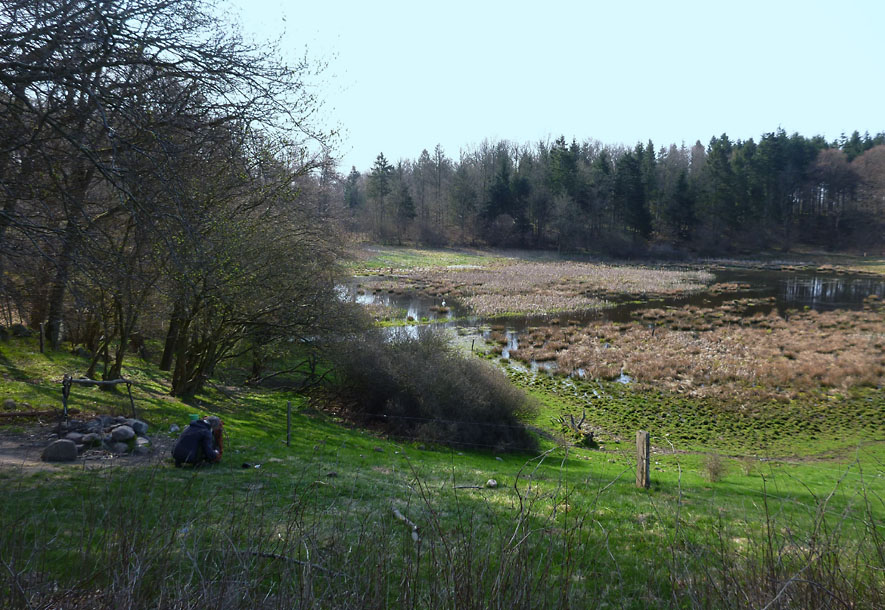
<box><xmin>42</xmin><ymin>440</ymin><xmax>78</xmax><ymax>462</ymax></box>
<box><xmin>169</xmin><ymin>424</ymin><xmax>180</xmax><ymax>433</ymax></box>
<box><xmin>132</xmin><ymin>445</ymin><xmax>150</xmax><ymax>456</ymax></box>
<box><xmin>127</xmin><ymin>419</ymin><xmax>148</xmax><ymax>436</ymax></box>
<box><xmin>81</xmin><ymin>433</ymin><xmax>102</xmax><ymax>447</ymax></box>
<box><xmin>486</xmin><ymin>479</ymin><xmax>498</xmax><ymax>489</ymax></box>
<box><xmin>2</xmin><ymin>398</ymin><xmax>15</xmax><ymax>411</ymax></box>
<box><xmin>64</xmin><ymin>432</ymin><xmax>85</xmax><ymax>443</ymax></box>
<box><xmin>135</xmin><ymin>436</ymin><xmax>150</xmax><ymax>448</ymax></box>
<box><xmin>111</xmin><ymin>425</ymin><xmax>135</xmax><ymax>441</ymax></box>
<box><xmin>109</xmin><ymin>442</ymin><xmax>130</xmax><ymax>454</ymax></box>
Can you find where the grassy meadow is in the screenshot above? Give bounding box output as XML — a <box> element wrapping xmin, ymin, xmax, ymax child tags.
<box><xmin>1</xmin><ymin>247</ymin><xmax>884</xmax><ymax>609</ymax></box>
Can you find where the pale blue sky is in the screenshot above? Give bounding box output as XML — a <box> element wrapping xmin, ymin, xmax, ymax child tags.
<box><xmin>227</xmin><ymin>0</ymin><xmax>885</xmax><ymax>172</ymax></box>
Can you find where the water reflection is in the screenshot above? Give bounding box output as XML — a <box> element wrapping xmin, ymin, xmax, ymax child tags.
<box><xmin>343</xmin><ymin>269</ymin><xmax>885</xmax><ymax>334</ymax></box>
<box><xmin>781</xmin><ymin>275</ymin><xmax>885</xmax><ymax>310</ymax></box>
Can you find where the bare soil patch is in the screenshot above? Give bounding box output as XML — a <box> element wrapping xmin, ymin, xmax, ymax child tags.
<box><xmin>0</xmin><ymin>423</ymin><xmax>173</xmax><ymax>472</ymax></box>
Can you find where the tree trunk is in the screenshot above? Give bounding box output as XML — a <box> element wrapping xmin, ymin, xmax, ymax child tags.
<box><xmin>160</xmin><ymin>302</ymin><xmax>185</xmax><ymax>371</ymax></box>
<box><xmin>46</xmin><ymin>242</ymin><xmax>72</xmax><ymax>349</ymax></box>
<box><xmin>46</xmin><ymin>168</ymin><xmax>93</xmax><ymax>349</ymax></box>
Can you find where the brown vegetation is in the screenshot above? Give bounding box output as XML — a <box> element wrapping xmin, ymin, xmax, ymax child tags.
<box><xmin>509</xmin><ymin>300</ymin><xmax>885</xmax><ymax>402</ymax></box>
<box><xmin>375</xmin><ymin>262</ymin><xmax>713</xmax><ymax>315</ymax></box>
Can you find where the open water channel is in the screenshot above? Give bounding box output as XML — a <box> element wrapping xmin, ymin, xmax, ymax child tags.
<box><xmin>345</xmin><ymin>268</ymin><xmax>884</xmax><ymax>327</ymax></box>
<box><xmin>341</xmin><ymin>267</ymin><xmax>885</xmax><ymax>373</ymax></box>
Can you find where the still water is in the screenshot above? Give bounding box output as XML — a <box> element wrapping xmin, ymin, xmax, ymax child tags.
<box><xmin>343</xmin><ymin>268</ymin><xmax>885</xmax><ymax>334</ymax></box>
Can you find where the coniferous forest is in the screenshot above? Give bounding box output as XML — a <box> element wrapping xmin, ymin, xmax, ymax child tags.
<box><xmin>343</xmin><ymin>132</ymin><xmax>885</xmax><ymax>255</ymax></box>
<box><xmin>2</xmin><ymin>0</ymin><xmax>883</xmax><ymax>403</ymax></box>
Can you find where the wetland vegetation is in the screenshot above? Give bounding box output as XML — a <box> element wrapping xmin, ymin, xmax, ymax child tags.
<box><xmin>2</xmin><ymin>244</ymin><xmax>885</xmax><ymax>609</ymax></box>
<box><xmin>2</xmin><ymin>0</ymin><xmax>884</xmax><ymax>604</ymax></box>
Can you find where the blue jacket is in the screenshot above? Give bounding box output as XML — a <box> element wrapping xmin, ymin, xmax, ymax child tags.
<box><xmin>172</xmin><ymin>420</ymin><xmax>219</xmax><ymax>464</ymax></box>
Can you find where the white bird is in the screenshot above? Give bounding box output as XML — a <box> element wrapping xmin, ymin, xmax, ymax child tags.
<box><xmin>441</xmin><ymin>300</ymin><xmax>446</xmax><ymax>307</ymax></box>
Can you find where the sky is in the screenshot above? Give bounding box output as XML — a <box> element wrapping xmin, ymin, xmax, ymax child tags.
<box><xmin>226</xmin><ymin>0</ymin><xmax>885</xmax><ymax>172</ymax></box>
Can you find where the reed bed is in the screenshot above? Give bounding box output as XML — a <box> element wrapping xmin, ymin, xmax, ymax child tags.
<box><xmin>383</xmin><ymin>262</ymin><xmax>713</xmax><ymax>316</ymax></box>
<box><xmin>510</xmin><ymin>305</ymin><xmax>885</xmax><ymax>403</ymax></box>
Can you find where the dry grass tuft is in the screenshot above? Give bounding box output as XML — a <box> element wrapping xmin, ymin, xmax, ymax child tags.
<box><xmin>510</xmin><ymin>305</ymin><xmax>885</xmax><ymax>402</ymax></box>
<box><xmin>374</xmin><ymin>261</ymin><xmax>713</xmax><ymax>315</ymax></box>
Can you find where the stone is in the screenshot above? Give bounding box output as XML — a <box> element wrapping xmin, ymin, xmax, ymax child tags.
<box><xmin>64</xmin><ymin>432</ymin><xmax>85</xmax><ymax>443</ymax></box>
<box><xmin>81</xmin><ymin>433</ymin><xmax>102</xmax><ymax>447</ymax></box>
<box><xmin>110</xmin><ymin>442</ymin><xmax>130</xmax><ymax>454</ymax></box>
<box><xmin>127</xmin><ymin>419</ymin><xmax>148</xmax><ymax>436</ymax></box>
<box><xmin>169</xmin><ymin>424</ymin><xmax>180</xmax><ymax>433</ymax></box>
<box><xmin>2</xmin><ymin>398</ymin><xmax>15</xmax><ymax>411</ymax></box>
<box><xmin>486</xmin><ymin>479</ymin><xmax>498</xmax><ymax>489</ymax></box>
<box><xmin>97</xmin><ymin>415</ymin><xmax>116</xmax><ymax>427</ymax></box>
<box><xmin>134</xmin><ymin>436</ymin><xmax>150</xmax><ymax>448</ymax></box>
<box><xmin>42</xmin><ymin>440</ymin><xmax>78</xmax><ymax>462</ymax></box>
<box><xmin>111</xmin><ymin>425</ymin><xmax>135</xmax><ymax>441</ymax></box>
<box><xmin>132</xmin><ymin>445</ymin><xmax>150</xmax><ymax>456</ymax></box>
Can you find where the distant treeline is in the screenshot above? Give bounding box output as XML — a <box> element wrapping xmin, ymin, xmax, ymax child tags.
<box><xmin>341</xmin><ymin>130</ymin><xmax>885</xmax><ymax>254</ymax></box>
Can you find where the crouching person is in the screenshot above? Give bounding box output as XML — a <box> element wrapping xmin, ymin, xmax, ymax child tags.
<box><xmin>172</xmin><ymin>416</ymin><xmax>223</xmax><ymax>467</ymax></box>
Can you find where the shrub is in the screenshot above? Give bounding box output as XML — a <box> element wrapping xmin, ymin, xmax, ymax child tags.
<box><xmin>702</xmin><ymin>453</ymin><xmax>726</xmax><ymax>482</ymax></box>
<box><xmin>329</xmin><ymin>327</ymin><xmax>538</xmax><ymax>451</ymax></box>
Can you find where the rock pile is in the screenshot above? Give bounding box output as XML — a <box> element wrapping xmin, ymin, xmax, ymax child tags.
<box><xmin>42</xmin><ymin>415</ymin><xmax>152</xmax><ymax>462</ymax></box>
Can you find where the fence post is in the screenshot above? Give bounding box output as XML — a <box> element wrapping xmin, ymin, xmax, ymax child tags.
<box><xmin>286</xmin><ymin>401</ymin><xmax>292</xmax><ymax>447</ymax></box>
<box><xmin>636</xmin><ymin>430</ymin><xmax>650</xmax><ymax>489</ymax></box>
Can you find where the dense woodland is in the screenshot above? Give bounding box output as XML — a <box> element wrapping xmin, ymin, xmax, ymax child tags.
<box><xmin>2</xmin><ymin>0</ymin><xmax>883</xmax><ymax>397</ymax></box>
<box><xmin>0</xmin><ymin>0</ymin><xmax>356</xmax><ymax>396</ymax></box>
<box><xmin>343</xmin><ymin>132</ymin><xmax>885</xmax><ymax>254</ymax></box>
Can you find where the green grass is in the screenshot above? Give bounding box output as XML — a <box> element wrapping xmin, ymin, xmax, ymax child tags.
<box><xmin>1</xmin><ymin>335</ymin><xmax>884</xmax><ymax>608</ymax></box>
<box><xmin>501</xmin><ymin>361</ymin><xmax>885</xmax><ymax>458</ymax></box>
<box><xmin>350</xmin><ymin>245</ymin><xmax>506</xmax><ymax>272</ymax></box>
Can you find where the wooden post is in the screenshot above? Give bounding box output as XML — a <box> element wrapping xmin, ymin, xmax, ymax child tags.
<box><xmin>286</xmin><ymin>401</ymin><xmax>292</xmax><ymax>447</ymax></box>
<box><xmin>636</xmin><ymin>430</ymin><xmax>650</xmax><ymax>489</ymax></box>
<box><xmin>39</xmin><ymin>322</ymin><xmax>45</xmax><ymax>353</ymax></box>
<box><xmin>61</xmin><ymin>374</ymin><xmax>72</xmax><ymax>421</ymax></box>
<box><xmin>126</xmin><ymin>381</ymin><xmax>137</xmax><ymax>418</ymax></box>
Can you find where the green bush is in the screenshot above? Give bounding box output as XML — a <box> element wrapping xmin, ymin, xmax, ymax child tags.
<box><xmin>330</xmin><ymin>328</ymin><xmax>538</xmax><ymax>451</ymax></box>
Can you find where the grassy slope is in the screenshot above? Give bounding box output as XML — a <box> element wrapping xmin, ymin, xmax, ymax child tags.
<box><xmin>1</xmin><ymin>246</ymin><xmax>884</xmax><ymax>608</ymax></box>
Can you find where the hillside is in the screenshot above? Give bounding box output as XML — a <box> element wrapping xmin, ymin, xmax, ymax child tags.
<box><xmin>2</xmin><ymin>284</ymin><xmax>884</xmax><ymax>608</ymax></box>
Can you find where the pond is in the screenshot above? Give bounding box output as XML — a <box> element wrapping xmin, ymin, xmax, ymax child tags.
<box><xmin>344</xmin><ymin>267</ymin><xmax>885</xmax><ymax>333</ymax></box>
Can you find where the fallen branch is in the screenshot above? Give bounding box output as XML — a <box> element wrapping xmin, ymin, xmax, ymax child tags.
<box><xmin>243</xmin><ymin>550</ymin><xmax>341</xmax><ymax>575</ymax></box>
<box><xmin>392</xmin><ymin>506</ymin><xmax>420</xmax><ymax>542</ymax></box>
